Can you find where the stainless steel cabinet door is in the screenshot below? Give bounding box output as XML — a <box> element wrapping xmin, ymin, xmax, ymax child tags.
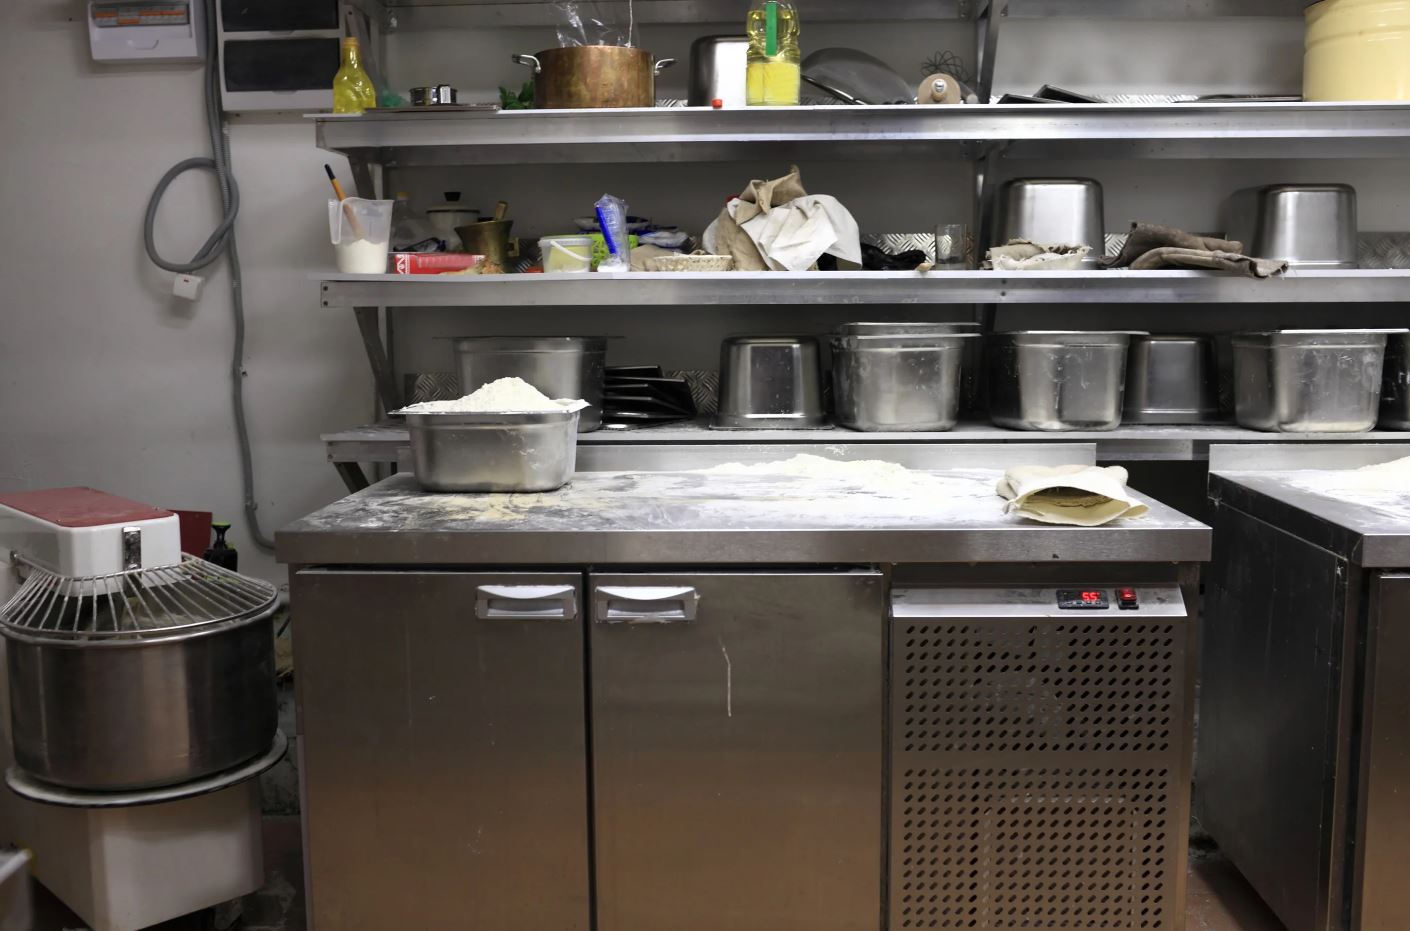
<box><xmin>1355</xmin><ymin>573</ymin><xmax>1410</xmax><ymax>931</ymax></box>
<box><xmin>293</xmin><ymin>570</ymin><xmax>591</xmax><ymax>931</ymax></box>
<box><xmin>588</xmin><ymin>570</ymin><xmax>885</xmax><ymax>931</ymax></box>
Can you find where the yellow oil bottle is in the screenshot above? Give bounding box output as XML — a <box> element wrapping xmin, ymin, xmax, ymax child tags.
<box><xmin>746</xmin><ymin>1</ymin><xmax>801</xmax><ymax>106</ymax></box>
<box><xmin>333</xmin><ymin>37</ymin><xmax>378</xmax><ymax>115</ymax></box>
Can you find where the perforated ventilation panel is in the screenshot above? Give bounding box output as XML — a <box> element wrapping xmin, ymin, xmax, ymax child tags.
<box><xmin>890</xmin><ymin>615</ymin><xmax>1191</xmax><ymax>931</ymax></box>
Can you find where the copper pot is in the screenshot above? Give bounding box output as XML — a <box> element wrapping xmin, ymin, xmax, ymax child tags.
<box><xmin>512</xmin><ymin>47</ymin><xmax>676</xmax><ymax>109</ymax></box>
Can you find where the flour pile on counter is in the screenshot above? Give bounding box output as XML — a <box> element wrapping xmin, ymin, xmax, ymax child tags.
<box><xmin>996</xmin><ymin>464</ymin><xmax>1149</xmax><ymax>526</ymax></box>
<box><xmin>1282</xmin><ymin>455</ymin><xmax>1410</xmax><ymax>519</ymax></box>
<box><xmin>396</xmin><ymin>377</ymin><xmax>590</xmax><ymax>414</ymax></box>
<box><xmin>1311</xmin><ymin>455</ymin><xmax>1410</xmax><ymax>493</ymax></box>
<box><xmin>700</xmin><ymin>454</ymin><xmax>938</xmax><ymax>491</ymax></box>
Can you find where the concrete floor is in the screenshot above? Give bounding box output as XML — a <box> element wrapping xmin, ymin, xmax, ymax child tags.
<box><xmin>33</xmin><ymin>819</ymin><xmax>1286</xmax><ymax>931</ymax></box>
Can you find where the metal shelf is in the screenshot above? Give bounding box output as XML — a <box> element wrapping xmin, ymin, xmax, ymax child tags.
<box><xmin>325</xmin><ymin>422</ymin><xmax>1410</xmax><ymax>488</ymax></box>
<box><xmin>376</xmin><ymin>0</ymin><xmax>966</xmax><ymax>22</ymax></box>
<box><xmin>321</xmin><ymin>269</ymin><xmax>1410</xmax><ymax>307</ymax></box>
<box><xmin>314</xmin><ymin>103</ymin><xmax>1410</xmax><ymax>166</ymax></box>
<box><xmin>373</xmin><ymin>0</ymin><xmax>1304</xmax><ymax>19</ymax></box>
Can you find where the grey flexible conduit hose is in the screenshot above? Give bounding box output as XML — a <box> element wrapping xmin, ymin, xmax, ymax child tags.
<box><xmin>142</xmin><ymin>0</ymin><xmax>273</xmax><ymax>552</ymax></box>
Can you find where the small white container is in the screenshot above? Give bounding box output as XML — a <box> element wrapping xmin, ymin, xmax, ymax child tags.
<box><xmin>329</xmin><ymin>198</ymin><xmax>393</xmax><ymax>274</ymax></box>
<box><xmin>540</xmin><ymin>235</ymin><xmax>595</xmax><ymax>273</ymax></box>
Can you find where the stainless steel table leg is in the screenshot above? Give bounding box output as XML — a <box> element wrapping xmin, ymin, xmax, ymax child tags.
<box><xmin>354</xmin><ymin>306</ymin><xmax>403</xmax><ymax>414</ymax></box>
<box><xmin>333</xmin><ymin>461</ymin><xmax>371</xmax><ymax>493</ymax></box>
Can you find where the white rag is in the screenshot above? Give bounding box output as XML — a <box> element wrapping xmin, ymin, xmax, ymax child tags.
<box><xmin>704</xmin><ymin>195</ymin><xmax>862</xmax><ymax>272</ymax></box>
<box><xmin>996</xmin><ymin>464</ymin><xmax>1149</xmax><ymax>526</ymax></box>
<box><xmin>983</xmin><ymin>240</ymin><xmax>1091</xmax><ymax>272</ymax></box>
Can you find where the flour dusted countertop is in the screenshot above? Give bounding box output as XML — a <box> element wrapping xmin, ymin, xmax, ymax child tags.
<box><xmin>1211</xmin><ymin>467</ymin><xmax>1410</xmax><ymax>568</ymax></box>
<box><xmin>278</xmin><ymin>470</ymin><xmax>1208</xmax><ymax>567</ymax></box>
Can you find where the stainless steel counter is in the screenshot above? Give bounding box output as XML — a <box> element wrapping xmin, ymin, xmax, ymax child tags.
<box><xmin>278</xmin><ymin>462</ymin><xmax>1208</xmax><ymax>566</ymax></box>
<box><xmin>1209</xmin><ymin>445</ymin><xmax>1410</xmax><ymax>567</ymax></box>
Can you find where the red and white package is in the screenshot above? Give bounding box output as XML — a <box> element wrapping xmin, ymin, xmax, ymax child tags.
<box><xmin>392</xmin><ymin>253</ymin><xmax>485</xmax><ymax>275</ymax></box>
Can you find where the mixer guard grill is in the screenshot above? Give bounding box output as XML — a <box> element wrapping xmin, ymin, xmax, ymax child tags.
<box><xmin>1</xmin><ymin>554</ymin><xmax>278</xmax><ymax>642</ymax></box>
<box><xmin>889</xmin><ymin>615</ymin><xmax>1192</xmax><ymax>931</ymax></box>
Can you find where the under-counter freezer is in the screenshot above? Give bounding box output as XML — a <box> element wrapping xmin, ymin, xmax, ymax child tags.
<box><xmin>1199</xmin><ymin>444</ymin><xmax>1410</xmax><ymax>931</ymax></box>
<box><xmin>278</xmin><ymin>443</ymin><xmax>1211</xmax><ymax>931</ymax></box>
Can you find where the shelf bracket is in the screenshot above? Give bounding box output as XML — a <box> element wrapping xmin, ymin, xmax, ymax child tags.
<box><xmin>333</xmin><ymin>461</ymin><xmax>372</xmax><ymax>494</ymax></box>
<box><xmin>354</xmin><ymin>306</ymin><xmax>403</xmax><ymax>414</ymax></box>
<box><xmin>974</xmin><ymin>0</ymin><xmax>1008</xmax><ymax>103</ymax></box>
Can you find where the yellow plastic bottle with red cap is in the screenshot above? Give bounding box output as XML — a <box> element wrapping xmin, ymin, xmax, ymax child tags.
<box><xmin>746</xmin><ymin>1</ymin><xmax>801</xmax><ymax>106</ymax></box>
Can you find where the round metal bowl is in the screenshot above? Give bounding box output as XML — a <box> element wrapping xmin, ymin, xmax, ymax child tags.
<box><xmin>406</xmin><ymin>410</ymin><xmax>580</xmax><ymax>492</ymax></box>
<box><xmin>1</xmin><ymin>557</ymin><xmax>279</xmax><ymax>792</ymax></box>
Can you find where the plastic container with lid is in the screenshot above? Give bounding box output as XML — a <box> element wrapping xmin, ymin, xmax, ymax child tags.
<box><xmin>1305</xmin><ymin>0</ymin><xmax>1410</xmax><ymax>101</ymax></box>
<box><xmin>540</xmin><ymin>235</ymin><xmax>594</xmax><ymax>273</ymax></box>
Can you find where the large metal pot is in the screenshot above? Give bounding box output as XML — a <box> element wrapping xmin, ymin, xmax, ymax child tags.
<box><xmin>5</xmin><ymin>608</ymin><xmax>277</xmax><ymax>792</ymax></box>
<box><xmin>512</xmin><ymin>47</ymin><xmax>676</xmax><ymax>109</ymax></box>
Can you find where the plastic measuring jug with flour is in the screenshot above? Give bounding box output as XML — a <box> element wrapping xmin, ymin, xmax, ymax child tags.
<box><xmin>329</xmin><ymin>198</ymin><xmax>394</xmax><ymax>274</ymax></box>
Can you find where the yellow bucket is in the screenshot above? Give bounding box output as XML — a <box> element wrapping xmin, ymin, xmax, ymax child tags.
<box><xmin>1306</xmin><ymin>0</ymin><xmax>1410</xmax><ymax>100</ymax></box>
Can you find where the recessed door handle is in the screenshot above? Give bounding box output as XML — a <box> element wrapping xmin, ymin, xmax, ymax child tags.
<box><xmin>594</xmin><ymin>586</ymin><xmax>700</xmax><ymax>624</ymax></box>
<box><xmin>475</xmin><ymin>584</ymin><xmax>577</xmax><ymax>620</ymax></box>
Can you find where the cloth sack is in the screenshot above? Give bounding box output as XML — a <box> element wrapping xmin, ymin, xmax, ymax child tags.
<box><xmin>703</xmin><ymin>166</ymin><xmax>862</xmax><ymax>272</ymax></box>
<box><xmin>996</xmin><ymin>464</ymin><xmax>1150</xmax><ymax>526</ymax></box>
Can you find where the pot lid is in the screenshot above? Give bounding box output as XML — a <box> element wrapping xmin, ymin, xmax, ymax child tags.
<box><xmin>0</xmin><ymin>554</ymin><xmax>278</xmax><ymax>644</ymax></box>
<box><xmin>427</xmin><ymin>191</ymin><xmax>480</xmax><ymax>215</ymax></box>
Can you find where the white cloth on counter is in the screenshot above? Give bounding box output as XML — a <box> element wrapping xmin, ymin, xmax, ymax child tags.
<box><xmin>996</xmin><ymin>464</ymin><xmax>1149</xmax><ymax>526</ymax></box>
<box><xmin>704</xmin><ymin>195</ymin><xmax>862</xmax><ymax>272</ymax></box>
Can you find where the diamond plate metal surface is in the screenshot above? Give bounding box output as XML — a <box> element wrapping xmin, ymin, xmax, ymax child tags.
<box><xmin>1358</xmin><ymin>233</ymin><xmax>1410</xmax><ymax>269</ymax></box>
<box><xmin>864</xmin><ymin>233</ymin><xmax>938</xmax><ymax>263</ymax></box>
<box><xmin>404</xmin><ymin>373</ymin><xmax>460</xmax><ymax>404</ymax></box>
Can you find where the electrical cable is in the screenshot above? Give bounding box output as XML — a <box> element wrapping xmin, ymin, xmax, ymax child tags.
<box><xmin>142</xmin><ymin>0</ymin><xmax>273</xmax><ymax>552</ymax></box>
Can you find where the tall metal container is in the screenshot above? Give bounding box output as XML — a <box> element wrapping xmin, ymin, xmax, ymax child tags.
<box><xmin>831</xmin><ymin>333</ymin><xmax>974</xmax><ymax>431</ymax></box>
<box><xmin>1380</xmin><ymin>331</ymin><xmax>1410</xmax><ymax>430</ymax></box>
<box><xmin>1232</xmin><ymin>330</ymin><xmax>1389</xmax><ymax>433</ymax></box>
<box><xmin>988</xmin><ymin>331</ymin><xmax>1136</xmax><ymax>431</ymax></box>
<box><xmin>454</xmin><ymin>336</ymin><xmax>607</xmax><ymax>432</ymax></box>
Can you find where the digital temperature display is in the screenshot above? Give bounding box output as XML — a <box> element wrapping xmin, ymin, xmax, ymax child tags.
<box><xmin>1057</xmin><ymin>589</ymin><xmax>1110</xmax><ymax>610</ymax></box>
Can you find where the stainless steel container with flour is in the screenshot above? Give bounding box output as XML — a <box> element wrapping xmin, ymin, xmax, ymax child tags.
<box><xmin>406</xmin><ymin>411</ymin><xmax>580</xmax><ymax>492</ymax></box>
<box><xmin>831</xmin><ymin>334</ymin><xmax>976</xmax><ymax>432</ymax></box>
<box><xmin>1233</xmin><ymin>329</ymin><xmax>1392</xmax><ymax>433</ymax></box>
<box><xmin>454</xmin><ymin>336</ymin><xmax>606</xmax><ymax>432</ymax></box>
<box><xmin>988</xmin><ymin>331</ymin><xmax>1138</xmax><ymax>431</ymax></box>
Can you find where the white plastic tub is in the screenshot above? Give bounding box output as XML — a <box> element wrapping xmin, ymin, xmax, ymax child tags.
<box><xmin>540</xmin><ymin>235</ymin><xmax>594</xmax><ymax>273</ymax></box>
